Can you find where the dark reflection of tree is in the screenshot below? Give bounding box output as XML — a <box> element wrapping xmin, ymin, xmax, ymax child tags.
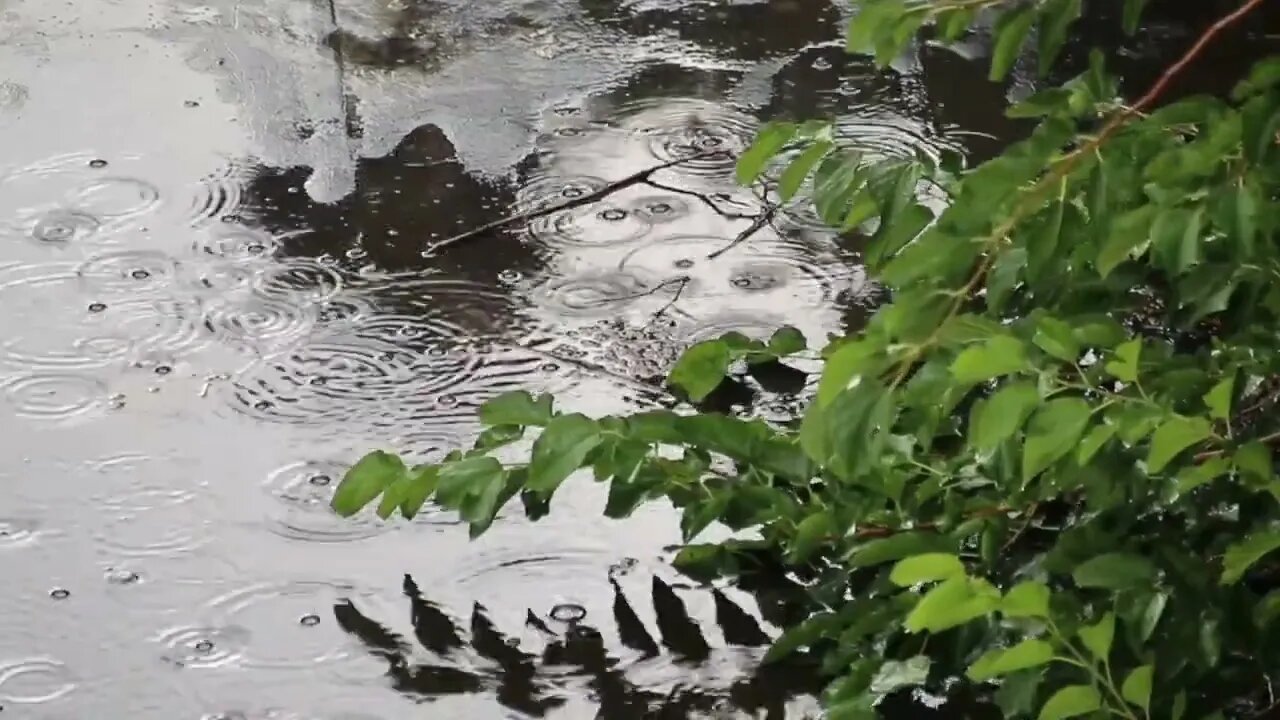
<box><xmin>1057</xmin><ymin>0</ymin><xmax>1280</xmax><ymax>97</ymax></box>
<box><xmin>240</xmin><ymin>123</ymin><xmax>524</xmax><ymax>280</ymax></box>
<box><xmin>332</xmin><ymin>573</ymin><xmax>824</xmax><ymax>718</ymax></box>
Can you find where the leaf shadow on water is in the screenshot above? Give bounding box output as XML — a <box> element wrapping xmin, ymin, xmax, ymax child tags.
<box><xmin>332</xmin><ymin>572</ymin><xmax>826</xmax><ymax>718</ymax></box>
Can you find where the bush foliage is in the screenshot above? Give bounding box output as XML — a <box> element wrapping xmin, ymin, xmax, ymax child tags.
<box><xmin>333</xmin><ymin>1</ymin><xmax>1280</xmax><ymax>717</ymax></box>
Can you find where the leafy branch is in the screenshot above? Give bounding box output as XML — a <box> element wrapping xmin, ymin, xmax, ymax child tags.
<box><xmin>330</xmin><ymin>1</ymin><xmax>1280</xmax><ymax>718</ymax></box>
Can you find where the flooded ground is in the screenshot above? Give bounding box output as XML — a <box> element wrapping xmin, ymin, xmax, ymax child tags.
<box><xmin>0</xmin><ymin>0</ymin><xmax>1274</xmax><ymax>717</ymax></box>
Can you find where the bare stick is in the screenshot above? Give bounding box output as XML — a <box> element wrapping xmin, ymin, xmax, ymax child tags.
<box><xmin>707</xmin><ymin>204</ymin><xmax>779</xmax><ymax>259</ymax></box>
<box><xmin>642</xmin><ymin>179</ymin><xmax>758</xmax><ymax>220</ymax></box>
<box><xmin>649</xmin><ymin>276</ymin><xmax>692</xmax><ymax>322</ymax></box>
<box><xmin>425</xmin><ymin>151</ymin><xmax>728</xmax><ymax>253</ymax></box>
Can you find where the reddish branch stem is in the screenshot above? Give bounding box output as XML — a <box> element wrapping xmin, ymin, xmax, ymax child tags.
<box><xmin>1122</xmin><ymin>0</ymin><xmax>1268</xmax><ymax>118</ymax></box>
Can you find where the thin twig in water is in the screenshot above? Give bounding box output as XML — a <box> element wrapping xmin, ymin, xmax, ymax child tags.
<box><xmin>426</xmin><ymin>151</ymin><xmax>727</xmax><ymax>253</ymax></box>
<box><xmin>642</xmin><ymin>179</ymin><xmax>757</xmax><ymax>220</ymax></box>
<box><xmin>649</xmin><ymin>276</ymin><xmax>691</xmax><ymax>322</ymax></box>
<box><xmin>707</xmin><ymin>203</ymin><xmax>779</xmax><ymax>260</ymax></box>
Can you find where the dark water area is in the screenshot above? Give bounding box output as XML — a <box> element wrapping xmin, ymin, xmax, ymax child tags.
<box><xmin>0</xmin><ymin>0</ymin><xmax>1276</xmax><ymax>717</ymax></box>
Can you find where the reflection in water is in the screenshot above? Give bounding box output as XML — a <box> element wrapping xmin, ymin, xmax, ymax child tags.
<box><xmin>334</xmin><ymin>572</ymin><xmax>823</xmax><ymax>717</ymax></box>
<box><xmin>7</xmin><ymin>0</ymin><xmax>1218</xmax><ymax>715</ymax></box>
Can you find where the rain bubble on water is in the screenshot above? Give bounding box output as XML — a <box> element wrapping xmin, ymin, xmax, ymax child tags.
<box><xmin>549</xmin><ymin>603</ymin><xmax>587</xmax><ymax>623</ymax></box>
<box><xmin>106</xmin><ymin>568</ymin><xmax>141</xmax><ymax>585</ymax></box>
<box><xmin>49</xmin><ymin>588</ymin><xmax>70</xmax><ymax>600</ymax></box>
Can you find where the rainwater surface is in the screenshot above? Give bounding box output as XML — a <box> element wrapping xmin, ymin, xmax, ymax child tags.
<box><xmin>4</xmin><ymin>0</ymin><xmax>1259</xmax><ymax>717</ymax></box>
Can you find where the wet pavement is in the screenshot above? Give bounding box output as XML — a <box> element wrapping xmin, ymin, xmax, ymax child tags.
<box><xmin>0</xmin><ymin>0</ymin><xmax>1172</xmax><ymax>717</ymax></box>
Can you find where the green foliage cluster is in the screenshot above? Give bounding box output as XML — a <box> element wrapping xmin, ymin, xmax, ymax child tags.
<box><xmin>333</xmin><ymin>1</ymin><xmax>1280</xmax><ymax>717</ymax></box>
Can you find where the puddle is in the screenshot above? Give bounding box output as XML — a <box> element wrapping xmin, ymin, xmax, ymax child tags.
<box><xmin>2</xmin><ymin>0</ymin><xmax>1275</xmax><ymax>717</ymax></box>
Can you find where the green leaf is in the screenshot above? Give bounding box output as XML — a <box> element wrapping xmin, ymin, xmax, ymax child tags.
<box><xmin>1136</xmin><ymin>592</ymin><xmax>1167</xmax><ymax>642</ymax></box>
<box><xmin>788</xmin><ymin>510</ymin><xmax>835</xmax><ymax>564</ymax></box>
<box><xmin>1172</xmin><ymin>691</ymin><xmax>1187</xmax><ymax>720</ymax></box>
<box><xmin>1023</xmin><ymin>398</ymin><xmax>1093</xmax><ymax>483</ymax></box>
<box><xmin>1036</xmin><ymin>0</ymin><xmax>1081</xmax><ymax>76</ymax></box>
<box><xmin>1072</xmin><ymin>552</ymin><xmax>1156</xmax><ymax>590</ymax></box>
<box><xmin>459</xmin><ymin>466</ymin><xmax>510</xmax><ymax>534</ymax></box>
<box><xmin>332</xmin><ymin>451</ymin><xmax>407</xmax><ymax>517</ymax></box>
<box><xmin>1233</xmin><ymin>57</ymin><xmax>1280</xmax><ymax>101</ymax></box>
<box><xmin>435</xmin><ymin>455</ymin><xmax>504</xmax><ymax>508</ymax></box>
<box><xmin>847</xmin><ymin>532</ymin><xmax>956</xmax><ymax>569</ymax></box>
<box><xmin>1233</xmin><ymin>181</ymin><xmax>1260</xmax><ymax>257</ymax></box>
<box><xmin>1174</xmin><ymin>457</ymin><xmax>1230</xmax><ymax>496</ymax></box>
<box><xmin>1033</xmin><ymin>316</ymin><xmax>1080</xmax><ymax>361</ymax></box>
<box><xmin>737</xmin><ymin>122</ymin><xmax>797</xmax><ymax>185</ymax></box>
<box><xmin>869</xmin><ymin>656</ymin><xmax>931</xmax><ymax>696</ymax></box>
<box><xmin>1077</xmin><ymin>611</ymin><xmax>1115</xmax><ymax>662</ymax></box>
<box><xmin>991</xmin><ymin>5</ymin><xmax>1036</xmax><ymax>81</ymax></box>
<box><xmin>1077</xmin><ymin>423</ymin><xmax>1118</xmax><ymax>465</ymax></box>
<box><xmin>1097</xmin><ymin>206</ymin><xmax>1156</xmax><ymax>278</ymax></box>
<box><xmin>763</xmin><ymin>611</ymin><xmax>842</xmax><ymax>663</ymax></box>
<box><xmin>987</xmin><ymin>247</ymin><xmax>1026</xmax><ymax>312</ymax></box>
<box><xmin>1002</xmin><ymin>581</ymin><xmax>1051</xmax><ymax>619</ymax></box>
<box><xmin>1203</xmin><ymin>376</ymin><xmax>1234</xmax><ymax>420</ymax></box>
<box><xmin>1121</xmin><ymin>664</ymin><xmax>1153</xmax><ymax>713</ymax></box>
<box><xmin>996</xmin><ymin>670</ymin><xmax>1042</xmax><ymax>717</ymax></box>
<box><xmin>966</xmin><ymin>639</ymin><xmax>1055</xmax><ymax>681</ymax></box>
<box><xmin>768</xmin><ymin>326</ymin><xmax>807</xmax><ymax>356</ymax></box>
<box><xmin>1105</xmin><ymin>338</ymin><xmax>1142</xmax><ymax>382</ymax></box>
<box><xmin>474</xmin><ymin>424</ymin><xmax>524</xmax><ymax>451</ymax></box>
<box><xmin>479</xmin><ymin>391</ymin><xmax>554</xmax><ymax>427</ymax></box>
<box><xmin>972</xmin><ymin>382</ymin><xmax>1040</xmax><ymax>452</ymax></box>
<box><xmin>951</xmin><ymin>335</ymin><xmax>1029</xmax><ymax>384</ymax></box>
<box><xmin>816</xmin><ymin>339</ymin><xmax>880</xmax><ymax>407</ymax></box>
<box><xmin>672</xmin><ymin>544</ymin><xmax>727</xmax><ymax>582</ymax></box>
<box><xmin>1121</xmin><ymin>0</ymin><xmax>1149</xmax><ymax>34</ymax></box>
<box><xmin>668</xmin><ymin>340</ymin><xmax>732</xmax><ymax>402</ymax></box>
<box><xmin>1037</xmin><ymin>685</ymin><xmax>1101</xmax><ymax>720</ymax></box>
<box><xmin>1235</xmin><ymin>441</ymin><xmax>1274</xmax><ymax>483</ymax></box>
<box><xmin>527</xmin><ymin>414</ymin><xmax>603</xmax><ymax>495</ymax></box>
<box><xmin>827</xmin><ymin>698</ymin><xmax>877</xmax><ymax>720</ymax></box>
<box><xmin>905</xmin><ymin>576</ymin><xmax>1000</xmax><ymax>633</ymax></box>
<box><xmin>847</xmin><ymin>0</ymin><xmax>907</xmax><ymax>56</ymax></box>
<box><xmin>779</xmin><ymin>141</ymin><xmax>833</xmax><ymax>201</ymax></box>
<box><xmin>1151</xmin><ymin>206</ymin><xmax>1203</xmax><ymax>275</ymax></box>
<box><xmin>1147</xmin><ymin>416</ymin><xmax>1213</xmax><ymax>473</ymax></box>
<box><xmin>1221</xmin><ymin>530</ymin><xmax>1280</xmax><ymax>585</ymax></box>
<box><xmin>397</xmin><ymin>465</ymin><xmax>440</xmax><ymax>518</ymax></box>
<box><xmin>890</xmin><ymin>553</ymin><xmax>965</xmax><ymax>587</ymax></box>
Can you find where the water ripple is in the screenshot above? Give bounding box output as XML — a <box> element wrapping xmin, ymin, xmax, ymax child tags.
<box><xmin>629</xmin><ymin>195</ymin><xmax>691</xmax><ymax>224</ymax></box>
<box><xmin>0</xmin><ymin>517</ymin><xmax>43</xmax><ymax>550</ymax></box>
<box><xmin>515</xmin><ymin>174</ymin><xmax>609</xmax><ymax>211</ymax></box>
<box><xmin>533</xmin><ymin>270</ymin><xmax>680</xmax><ymax>318</ymax></box>
<box><xmin>76</xmin><ymin>250</ymin><xmax>182</xmax><ymax>296</ymax></box>
<box><xmin>0</xmin><ymin>657</ymin><xmax>77</xmax><ymax>704</ymax></box>
<box><xmin>617</xmin><ymin>234</ymin><xmax>847</xmax><ymax>309</ymax></box>
<box><xmin>157</xmin><ymin>625</ymin><xmax>251</xmax><ymax>669</ymax></box>
<box><xmin>262</xmin><ymin>460</ymin><xmax>395</xmax><ymax>543</ymax></box>
<box><xmin>69</xmin><ymin>176</ymin><xmax>162</xmax><ymax>220</ymax></box>
<box><xmin>177</xmin><ymin>581</ymin><xmax>371</xmax><ymax>670</ymax></box>
<box><xmin>192</xmin><ymin>226</ymin><xmax>280</xmax><ymax>261</ymax></box>
<box><xmin>183</xmin><ymin>162</ymin><xmax>253</xmax><ymax>226</ymax></box>
<box><xmin>0</xmin><ymin>373</ymin><xmax>110</xmax><ymax>423</ymax></box>
<box><xmin>252</xmin><ymin>260</ymin><xmax>345</xmax><ymax>305</ymax></box>
<box><xmin>202</xmin><ymin>293</ymin><xmax>318</xmax><ymax>355</ymax></box>
<box><xmin>619</xmin><ymin>98</ymin><xmax>758</xmax><ymax>179</ymax></box>
<box><xmin>527</xmin><ymin>201</ymin><xmax>653</xmax><ymax>248</ymax></box>
<box><xmin>30</xmin><ymin>209</ymin><xmax>102</xmax><ymax>244</ymax></box>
